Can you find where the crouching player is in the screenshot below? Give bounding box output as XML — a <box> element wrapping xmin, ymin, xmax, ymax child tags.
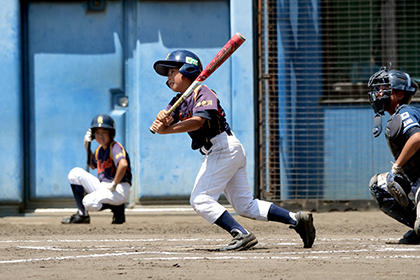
<box><xmin>62</xmin><ymin>114</ymin><xmax>132</xmax><ymax>224</ymax></box>
<box><xmin>367</xmin><ymin>65</ymin><xmax>420</xmax><ymax>244</ymax></box>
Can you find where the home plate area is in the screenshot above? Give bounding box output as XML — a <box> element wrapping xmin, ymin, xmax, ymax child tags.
<box><xmin>0</xmin><ymin>208</ymin><xmax>420</xmax><ymax>279</ymax></box>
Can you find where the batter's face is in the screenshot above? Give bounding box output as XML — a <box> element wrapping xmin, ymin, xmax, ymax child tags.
<box><xmin>167</xmin><ymin>68</ymin><xmax>191</xmax><ymax>93</ymax></box>
<box><xmin>94</xmin><ymin>128</ymin><xmax>111</xmax><ymax>148</ymax></box>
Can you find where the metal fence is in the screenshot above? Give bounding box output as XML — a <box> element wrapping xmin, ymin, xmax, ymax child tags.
<box><xmin>257</xmin><ymin>0</ymin><xmax>420</xmax><ymax>201</ymax></box>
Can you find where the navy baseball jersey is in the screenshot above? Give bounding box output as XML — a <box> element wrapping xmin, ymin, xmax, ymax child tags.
<box><xmin>386</xmin><ymin>104</ymin><xmax>420</xmax><ymax>182</ymax></box>
<box><xmin>167</xmin><ymin>85</ymin><xmax>230</xmax><ymax>150</ymax></box>
<box><xmin>92</xmin><ymin>141</ymin><xmax>132</xmax><ymax>185</ymax></box>
<box><xmin>399</xmin><ymin>105</ymin><xmax>420</xmax><ymax>137</ymax></box>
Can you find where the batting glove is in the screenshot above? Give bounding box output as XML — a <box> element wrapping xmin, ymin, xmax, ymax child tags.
<box><xmin>84</xmin><ymin>129</ymin><xmax>92</xmax><ymax>150</ymax></box>
<box><xmin>107</xmin><ymin>181</ymin><xmax>116</xmax><ymax>191</ymax></box>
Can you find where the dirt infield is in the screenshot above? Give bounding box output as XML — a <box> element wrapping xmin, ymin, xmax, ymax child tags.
<box><xmin>0</xmin><ymin>207</ymin><xmax>419</xmax><ymax>280</ymax></box>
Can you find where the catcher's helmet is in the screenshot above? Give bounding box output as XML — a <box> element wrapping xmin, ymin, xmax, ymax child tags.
<box><xmin>368</xmin><ymin>65</ymin><xmax>418</xmax><ymax>115</ymax></box>
<box><xmin>153</xmin><ymin>50</ymin><xmax>203</xmax><ymax>81</ymax></box>
<box><xmin>90</xmin><ymin>114</ymin><xmax>116</xmax><ymax>138</ymax></box>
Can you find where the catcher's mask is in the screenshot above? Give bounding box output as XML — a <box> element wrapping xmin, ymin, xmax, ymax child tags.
<box><xmin>367</xmin><ymin>64</ymin><xmax>418</xmax><ymax>137</ymax></box>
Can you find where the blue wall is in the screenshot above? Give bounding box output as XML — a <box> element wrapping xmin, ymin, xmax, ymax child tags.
<box><xmin>131</xmin><ymin>0</ymin><xmax>255</xmax><ymax>200</ymax></box>
<box><xmin>0</xmin><ymin>1</ymin><xmax>23</xmax><ymax>205</ymax></box>
<box><xmin>0</xmin><ymin>0</ymin><xmax>256</xmax><ymax>209</ymax></box>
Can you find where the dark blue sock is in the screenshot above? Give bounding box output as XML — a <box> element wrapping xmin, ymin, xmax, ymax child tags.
<box><xmin>214</xmin><ymin>210</ymin><xmax>247</xmax><ymax>234</ymax></box>
<box><xmin>267</xmin><ymin>204</ymin><xmax>296</xmax><ymax>225</ymax></box>
<box><xmin>71</xmin><ymin>184</ymin><xmax>88</xmax><ymax>216</ymax></box>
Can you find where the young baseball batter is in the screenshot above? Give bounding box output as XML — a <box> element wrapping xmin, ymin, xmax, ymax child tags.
<box><xmin>62</xmin><ymin>114</ymin><xmax>132</xmax><ymax>224</ymax></box>
<box><xmin>368</xmin><ymin>65</ymin><xmax>420</xmax><ymax>244</ymax></box>
<box><xmin>151</xmin><ymin>50</ymin><xmax>316</xmax><ymax>250</ymax></box>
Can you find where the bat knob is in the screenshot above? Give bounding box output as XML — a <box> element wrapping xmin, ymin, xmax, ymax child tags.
<box><xmin>149</xmin><ymin>127</ymin><xmax>156</xmax><ymax>134</ymax></box>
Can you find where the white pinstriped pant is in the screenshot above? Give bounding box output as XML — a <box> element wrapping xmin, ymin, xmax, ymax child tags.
<box><xmin>68</xmin><ymin>167</ymin><xmax>130</xmax><ymax>211</ymax></box>
<box><xmin>190</xmin><ymin>131</ymin><xmax>272</xmax><ymax>224</ymax></box>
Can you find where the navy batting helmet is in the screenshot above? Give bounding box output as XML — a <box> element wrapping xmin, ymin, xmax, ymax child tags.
<box><xmin>90</xmin><ymin>114</ymin><xmax>116</xmax><ymax>138</ymax></box>
<box><xmin>368</xmin><ymin>65</ymin><xmax>418</xmax><ymax>115</ymax></box>
<box><xmin>153</xmin><ymin>50</ymin><xmax>203</xmax><ymax>81</ymax></box>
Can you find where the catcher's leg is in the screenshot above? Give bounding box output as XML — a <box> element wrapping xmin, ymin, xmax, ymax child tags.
<box><xmin>370</xmin><ymin>173</ymin><xmax>419</xmax><ymax>244</ymax></box>
<box><xmin>388</xmin><ymin>174</ymin><xmax>412</xmax><ymax>208</ymax></box>
<box><xmin>369</xmin><ymin>173</ymin><xmax>416</xmax><ymax>227</ymax></box>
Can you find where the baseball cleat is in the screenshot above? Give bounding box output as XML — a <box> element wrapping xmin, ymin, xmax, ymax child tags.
<box><xmin>61</xmin><ymin>213</ymin><xmax>90</xmax><ymax>224</ymax></box>
<box><xmin>292</xmin><ymin>211</ymin><xmax>316</xmax><ymax>248</ymax></box>
<box><xmin>220</xmin><ymin>229</ymin><xmax>258</xmax><ymax>251</ymax></box>
<box><xmin>111</xmin><ymin>204</ymin><xmax>126</xmax><ymax>224</ymax></box>
<box><xmin>388</xmin><ymin>181</ymin><xmax>410</xmax><ymax>208</ymax></box>
<box><xmin>398</xmin><ymin>229</ymin><xmax>420</xmax><ymax>244</ymax></box>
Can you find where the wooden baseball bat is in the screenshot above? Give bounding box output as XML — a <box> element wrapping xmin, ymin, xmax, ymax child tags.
<box><xmin>150</xmin><ymin>32</ymin><xmax>246</xmax><ymax>134</ymax></box>
<box><xmin>85</xmin><ymin>142</ymin><xmax>91</xmax><ymax>172</ymax></box>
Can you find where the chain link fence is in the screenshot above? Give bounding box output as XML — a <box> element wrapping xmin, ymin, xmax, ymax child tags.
<box><xmin>257</xmin><ymin>0</ymin><xmax>420</xmax><ymax>202</ymax></box>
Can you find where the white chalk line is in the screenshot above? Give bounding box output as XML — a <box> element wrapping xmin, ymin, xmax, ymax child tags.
<box><xmin>0</xmin><ymin>238</ymin><xmax>225</xmax><ymax>243</ymax></box>
<box><xmin>136</xmin><ymin>254</ymin><xmax>420</xmax><ymax>261</ymax></box>
<box><xmin>1</xmin><ymin>237</ymin><xmax>420</xmax><ymax>264</ymax></box>
<box><xmin>34</xmin><ymin>207</ymin><xmax>197</xmax><ymax>213</ymax></box>
<box><xmin>0</xmin><ymin>237</ymin><xmax>399</xmax><ymax>244</ymax></box>
<box><xmin>2</xmin><ymin>250</ymin><xmax>420</xmax><ymax>264</ymax></box>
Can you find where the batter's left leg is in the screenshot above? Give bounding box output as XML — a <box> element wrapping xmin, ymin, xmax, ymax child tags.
<box><xmin>224</xmin><ymin>165</ymin><xmax>315</xmax><ymax>248</ymax></box>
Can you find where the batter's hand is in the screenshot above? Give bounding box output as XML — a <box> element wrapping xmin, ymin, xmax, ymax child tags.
<box><xmin>84</xmin><ymin>129</ymin><xmax>92</xmax><ymax>150</ymax></box>
<box><xmin>156</xmin><ymin>110</ymin><xmax>174</xmax><ymax>126</ymax></box>
<box><xmin>151</xmin><ymin>119</ymin><xmax>168</xmax><ymax>134</ymax></box>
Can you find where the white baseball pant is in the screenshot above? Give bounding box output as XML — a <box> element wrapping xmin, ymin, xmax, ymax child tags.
<box><xmin>68</xmin><ymin>167</ymin><xmax>130</xmax><ymax>211</ymax></box>
<box><xmin>190</xmin><ymin>131</ymin><xmax>272</xmax><ymax>224</ymax></box>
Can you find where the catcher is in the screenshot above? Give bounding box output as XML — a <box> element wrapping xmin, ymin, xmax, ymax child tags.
<box><xmin>367</xmin><ymin>65</ymin><xmax>420</xmax><ymax>244</ymax></box>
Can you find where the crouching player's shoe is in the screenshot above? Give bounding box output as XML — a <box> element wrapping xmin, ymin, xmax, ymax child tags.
<box><xmin>291</xmin><ymin>211</ymin><xmax>316</xmax><ymax>248</ymax></box>
<box><xmin>61</xmin><ymin>213</ymin><xmax>90</xmax><ymax>224</ymax></box>
<box><xmin>220</xmin><ymin>229</ymin><xmax>258</xmax><ymax>251</ymax></box>
<box><xmin>111</xmin><ymin>204</ymin><xmax>126</xmax><ymax>224</ymax></box>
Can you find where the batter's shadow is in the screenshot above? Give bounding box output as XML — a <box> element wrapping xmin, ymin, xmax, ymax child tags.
<box><xmin>193</xmin><ymin>246</ymin><xmax>272</xmax><ymax>252</ymax></box>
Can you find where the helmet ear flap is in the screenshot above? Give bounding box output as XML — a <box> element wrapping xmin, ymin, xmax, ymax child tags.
<box><xmin>179</xmin><ymin>63</ymin><xmax>201</xmax><ymax>81</ymax></box>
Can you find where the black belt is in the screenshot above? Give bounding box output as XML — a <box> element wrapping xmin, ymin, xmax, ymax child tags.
<box><xmin>200</xmin><ymin>130</ymin><xmax>232</xmax><ymax>155</ymax></box>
